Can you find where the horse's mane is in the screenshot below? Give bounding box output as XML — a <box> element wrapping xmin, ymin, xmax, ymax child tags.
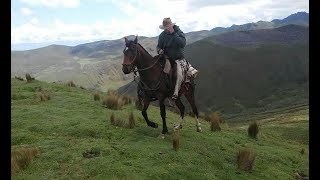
<box><xmin>137</xmin><ymin>43</ymin><xmax>154</xmax><ymax>59</ymax></box>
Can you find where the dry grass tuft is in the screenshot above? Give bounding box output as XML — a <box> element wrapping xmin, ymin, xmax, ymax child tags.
<box><xmin>173</xmin><ymin>129</ymin><xmax>180</xmax><ymax>151</ymax></box>
<box><xmin>237</xmin><ymin>148</ymin><xmax>256</xmax><ymax>171</ymax></box>
<box><xmin>93</xmin><ymin>92</ymin><xmax>100</xmax><ymax>101</ymax></box>
<box><xmin>248</xmin><ymin>121</ymin><xmax>259</xmax><ymax>139</ymax></box>
<box><xmin>37</xmin><ymin>91</ymin><xmax>51</xmax><ymax>101</ymax></box>
<box><xmin>110</xmin><ymin>113</ymin><xmax>125</xmax><ymax>127</ymax></box>
<box><xmin>208</xmin><ymin>112</ymin><xmax>221</xmax><ymax>132</ymax></box>
<box><xmin>11</xmin><ymin>146</ymin><xmax>40</xmax><ymax>174</ymax></box>
<box><xmin>128</xmin><ymin>112</ymin><xmax>135</xmax><ymax>129</ymax></box>
<box><xmin>135</xmin><ymin>98</ymin><xmax>143</xmax><ymax>111</ymax></box>
<box><xmin>67</xmin><ymin>81</ymin><xmax>76</xmax><ymax>87</ymax></box>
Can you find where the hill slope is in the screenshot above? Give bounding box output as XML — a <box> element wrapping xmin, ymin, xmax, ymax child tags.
<box><xmin>11</xmin><ymin>79</ymin><xmax>308</xmax><ymax>179</ymax></box>
<box><xmin>11</xmin><ymin>12</ymin><xmax>309</xmax><ymax>92</ymax></box>
<box><xmin>119</xmin><ymin>25</ymin><xmax>309</xmax><ymax>114</ymax></box>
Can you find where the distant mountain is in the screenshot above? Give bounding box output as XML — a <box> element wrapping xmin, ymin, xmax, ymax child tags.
<box><xmin>210</xmin><ymin>12</ymin><xmax>308</xmax><ymax>35</ymax></box>
<box><xmin>118</xmin><ymin>24</ymin><xmax>309</xmax><ymax>114</ymax></box>
<box><xmin>272</xmin><ymin>12</ymin><xmax>309</xmax><ymax>26</ymax></box>
<box><xmin>11</xmin><ymin>12</ymin><xmax>309</xmax><ymax>94</ymax></box>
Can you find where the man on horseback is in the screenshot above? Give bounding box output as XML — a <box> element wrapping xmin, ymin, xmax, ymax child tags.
<box><xmin>157</xmin><ymin>17</ymin><xmax>198</xmax><ymax>101</ymax></box>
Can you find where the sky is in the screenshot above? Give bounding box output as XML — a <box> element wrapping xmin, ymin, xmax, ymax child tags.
<box><xmin>11</xmin><ymin>0</ymin><xmax>309</xmax><ymax>46</ymax></box>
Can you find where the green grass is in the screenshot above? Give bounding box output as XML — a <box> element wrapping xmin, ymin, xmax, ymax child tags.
<box><xmin>11</xmin><ymin>79</ymin><xmax>309</xmax><ymax>179</ymax></box>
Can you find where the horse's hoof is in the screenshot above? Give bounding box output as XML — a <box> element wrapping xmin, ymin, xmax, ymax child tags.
<box><xmin>174</xmin><ymin>124</ymin><xmax>182</xmax><ymax>130</ymax></box>
<box><xmin>148</xmin><ymin>122</ymin><xmax>158</xmax><ymax>128</ymax></box>
<box><xmin>196</xmin><ymin>126</ymin><xmax>202</xmax><ymax>132</ymax></box>
<box><xmin>159</xmin><ymin>133</ymin><xmax>165</xmax><ymax>139</ymax></box>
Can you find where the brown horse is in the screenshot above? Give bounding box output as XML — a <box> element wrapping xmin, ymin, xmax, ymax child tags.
<box><xmin>122</xmin><ymin>36</ymin><xmax>201</xmax><ymax>138</ymax></box>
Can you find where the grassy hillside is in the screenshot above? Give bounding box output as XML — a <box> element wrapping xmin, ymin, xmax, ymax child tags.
<box><xmin>11</xmin><ymin>79</ymin><xmax>308</xmax><ymax>179</ymax></box>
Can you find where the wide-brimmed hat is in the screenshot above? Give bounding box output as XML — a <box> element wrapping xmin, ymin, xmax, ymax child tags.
<box><xmin>159</xmin><ymin>17</ymin><xmax>176</xmax><ymax>29</ymax></box>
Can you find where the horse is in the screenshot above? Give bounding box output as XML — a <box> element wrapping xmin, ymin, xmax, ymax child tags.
<box><xmin>121</xmin><ymin>36</ymin><xmax>201</xmax><ymax>138</ymax></box>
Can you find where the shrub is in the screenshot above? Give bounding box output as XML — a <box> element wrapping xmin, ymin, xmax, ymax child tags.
<box><xmin>173</xmin><ymin>129</ymin><xmax>180</xmax><ymax>151</ymax></box>
<box><xmin>93</xmin><ymin>92</ymin><xmax>100</xmax><ymax>101</ymax></box>
<box><xmin>80</xmin><ymin>86</ymin><xmax>85</xmax><ymax>89</ymax></box>
<box><xmin>128</xmin><ymin>112</ymin><xmax>135</xmax><ymax>129</ymax></box>
<box><xmin>237</xmin><ymin>148</ymin><xmax>256</xmax><ymax>171</ymax></box>
<box><xmin>248</xmin><ymin>121</ymin><xmax>259</xmax><ymax>139</ymax></box>
<box><xmin>67</xmin><ymin>81</ymin><xmax>76</xmax><ymax>87</ymax></box>
<box><xmin>11</xmin><ymin>146</ymin><xmax>40</xmax><ymax>174</ymax></box>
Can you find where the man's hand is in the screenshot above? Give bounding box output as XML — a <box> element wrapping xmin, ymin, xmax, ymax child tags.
<box><xmin>158</xmin><ymin>49</ymin><xmax>164</xmax><ymax>54</ymax></box>
<box><xmin>166</xmin><ymin>25</ymin><xmax>174</xmax><ymax>34</ymax></box>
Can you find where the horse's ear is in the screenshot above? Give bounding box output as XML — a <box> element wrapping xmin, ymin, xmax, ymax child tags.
<box><xmin>124</xmin><ymin>37</ymin><xmax>129</xmax><ymax>45</ymax></box>
<box><xmin>133</xmin><ymin>35</ymin><xmax>138</xmax><ymax>44</ymax></box>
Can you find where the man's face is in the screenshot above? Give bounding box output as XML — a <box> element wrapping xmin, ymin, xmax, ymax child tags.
<box><xmin>165</xmin><ymin>25</ymin><xmax>174</xmax><ymax>33</ymax></box>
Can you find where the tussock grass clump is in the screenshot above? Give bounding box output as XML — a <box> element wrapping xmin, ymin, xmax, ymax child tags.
<box><xmin>15</xmin><ymin>76</ymin><xmax>24</xmax><ymax>81</ymax></box>
<box><xmin>103</xmin><ymin>94</ymin><xmax>123</xmax><ymax>110</ymax></box>
<box><xmin>121</xmin><ymin>95</ymin><xmax>132</xmax><ymax>105</ymax></box>
<box><xmin>11</xmin><ymin>146</ymin><xmax>40</xmax><ymax>174</ymax></box>
<box><xmin>135</xmin><ymin>98</ymin><xmax>143</xmax><ymax>111</ymax></box>
<box><xmin>67</xmin><ymin>81</ymin><xmax>76</xmax><ymax>87</ymax></box>
<box><xmin>300</xmin><ymin>148</ymin><xmax>305</xmax><ymax>155</ymax></box>
<box><xmin>208</xmin><ymin>112</ymin><xmax>221</xmax><ymax>132</ymax></box>
<box><xmin>80</xmin><ymin>86</ymin><xmax>85</xmax><ymax>89</ymax></box>
<box><xmin>211</xmin><ymin>118</ymin><xmax>221</xmax><ymax>132</ymax></box>
<box><xmin>37</xmin><ymin>91</ymin><xmax>51</xmax><ymax>101</ymax></box>
<box><xmin>173</xmin><ymin>129</ymin><xmax>180</xmax><ymax>151</ymax></box>
<box><xmin>237</xmin><ymin>148</ymin><xmax>256</xmax><ymax>171</ymax></box>
<box><xmin>205</xmin><ymin>111</ymin><xmax>223</xmax><ymax>123</ymax></box>
<box><xmin>248</xmin><ymin>121</ymin><xmax>259</xmax><ymax>139</ymax></box>
<box><xmin>110</xmin><ymin>113</ymin><xmax>115</xmax><ymax>125</ymax></box>
<box><xmin>128</xmin><ymin>112</ymin><xmax>135</xmax><ymax>129</ymax></box>
<box><xmin>102</xmin><ymin>91</ymin><xmax>130</xmax><ymax>110</ymax></box>
<box><xmin>110</xmin><ymin>113</ymin><xmax>125</xmax><ymax>127</ymax></box>
<box><xmin>93</xmin><ymin>92</ymin><xmax>100</xmax><ymax>101</ymax></box>
<box><xmin>25</xmin><ymin>73</ymin><xmax>35</xmax><ymax>83</ymax></box>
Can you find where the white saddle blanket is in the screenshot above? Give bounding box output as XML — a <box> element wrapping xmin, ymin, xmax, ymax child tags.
<box><xmin>164</xmin><ymin>58</ymin><xmax>198</xmax><ymax>82</ymax></box>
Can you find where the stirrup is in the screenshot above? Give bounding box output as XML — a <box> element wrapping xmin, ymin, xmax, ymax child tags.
<box><xmin>172</xmin><ymin>94</ymin><xmax>178</xmax><ymax>100</ymax></box>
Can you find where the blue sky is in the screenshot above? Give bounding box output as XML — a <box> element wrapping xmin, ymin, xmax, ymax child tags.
<box><xmin>11</xmin><ymin>0</ymin><xmax>309</xmax><ymax>45</ymax></box>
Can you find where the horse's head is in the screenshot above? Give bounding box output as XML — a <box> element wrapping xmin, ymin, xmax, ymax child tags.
<box><xmin>122</xmin><ymin>36</ymin><xmax>139</xmax><ymax>74</ymax></box>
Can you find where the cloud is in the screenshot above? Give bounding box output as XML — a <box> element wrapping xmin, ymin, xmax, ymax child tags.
<box><xmin>12</xmin><ymin>0</ymin><xmax>308</xmax><ymax>44</ymax></box>
<box><xmin>19</xmin><ymin>0</ymin><xmax>80</xmax><ymax>8</ymax></box>
<box><xmin>20</xmin><ymin>7</ymin><xmax>33</xmax><ymax>16</ymax></box>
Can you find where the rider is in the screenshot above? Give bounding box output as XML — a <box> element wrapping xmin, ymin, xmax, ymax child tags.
<box><xmin>157</xmin><ymin>17</ymin><xmax>187</xmax><ymax>101</ymax></box>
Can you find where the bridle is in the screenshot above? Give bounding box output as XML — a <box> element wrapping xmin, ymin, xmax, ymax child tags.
<box><xmin>122</xmin><ymin>43</ymin><xmax>139</xmax><ymax>71</ymax></box>
<box><xmin>122</xmin><ymin>43</ymin><xmax>162</xmax><ymax>73</ymax></box>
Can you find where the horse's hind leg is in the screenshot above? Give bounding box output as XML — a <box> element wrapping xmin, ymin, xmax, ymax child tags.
<box><xmin>174</xmin><ymin>95</ymin><xmax>185</xmax><ymax>130</ymax></box>
<box><xmin>159</xmin><ymin>97</ymin><xmax>168</xmax><ymax>139</ymax></box>
<box><xmin>142</xmin><ymin>99</ymin><xmax>158</xmax><ymax>128</ymax></box>
<box><xmin>183</xmin><ymin>83</ymin><xmax>202</xmax><ymax>132</ymax></box>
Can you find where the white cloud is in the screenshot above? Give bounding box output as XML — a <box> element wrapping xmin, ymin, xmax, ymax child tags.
<box><xmin>20</xmin><ymin>0</ymin><xmax>80</xmax><ymax>8</ymax></box>
<box><xmin>20</xmin><ymin>7</ymin><xmax>33</xmax><ymax>16</ymax></box>
<box><xmin>12</xmin><ymin>0</ymin><xmax>308</xmax><ymax>44</ymax></box>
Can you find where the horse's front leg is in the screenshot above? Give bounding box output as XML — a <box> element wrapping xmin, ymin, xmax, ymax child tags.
<box><xmin>142</xmin><ymin>98</ymin><xmax>158</xmax><ymax>128</ymax></box>
<box><xmin>159</xmin><ymin>98</ymin><xmax>168</xmax><ymax>139</ymax></box>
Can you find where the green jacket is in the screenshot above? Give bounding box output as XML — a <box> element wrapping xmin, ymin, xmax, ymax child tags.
<box><xmin>157</xmin><ymin>25</ymin><xmax>186</xmax><ymax>61</ymax></box>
